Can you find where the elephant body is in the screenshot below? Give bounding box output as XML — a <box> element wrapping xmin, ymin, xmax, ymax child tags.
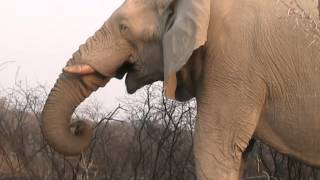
<box><xmin>42</xmin><ymin>0</ymin><xmax>320</xmax><ymax>179</ymax></box>
<box><xmin>201</xmin><ymin>0</ymin><xmax>320</xmax><ymax>165</ymax></box>
<box><xmin>192</xmin><ymin>0</ymin><xmax>320</xmax><ymax>178</ymax></box>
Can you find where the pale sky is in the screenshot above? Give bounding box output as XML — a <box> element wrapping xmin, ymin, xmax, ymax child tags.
<box><xmin>0</xmin><ymin>0</ymin><xmax>128</xmax><ymax>109</ymax></box>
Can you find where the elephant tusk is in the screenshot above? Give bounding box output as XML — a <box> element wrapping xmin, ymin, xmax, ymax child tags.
<box><xmin>63</xmin><ymin>64</ymin><xmax>96</xmax><ymax>75</ymax></box>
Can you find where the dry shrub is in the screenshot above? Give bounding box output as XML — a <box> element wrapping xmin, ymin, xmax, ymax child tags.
<box><xmin>0</xmin><ymin>82</ymin><xmax>319</xmax><ymax>180</ymax></box>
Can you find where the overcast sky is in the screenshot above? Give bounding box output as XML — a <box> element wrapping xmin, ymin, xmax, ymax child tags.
<box><xmin>0</xmin><ymin>0</ymin><xmax>128</xmax><ymax>109</ymax></box>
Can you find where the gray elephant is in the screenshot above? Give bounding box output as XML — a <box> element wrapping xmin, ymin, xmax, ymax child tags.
<box><xmin>41</xmin><ymin>0</ymin><xmax>320</xmax><ymax>179</ymax></box>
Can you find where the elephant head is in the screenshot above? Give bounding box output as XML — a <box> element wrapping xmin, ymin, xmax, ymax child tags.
<box><xmin>42</xmin><ymin>0</ymin><xmax>210</xmax><ymax>156</ymax></box>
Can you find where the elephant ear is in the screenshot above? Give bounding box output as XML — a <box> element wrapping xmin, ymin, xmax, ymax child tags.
<box><xmin>163</xmin><ymin>0</ymin><xmax>210</xmax><ymax>99</ymax></box>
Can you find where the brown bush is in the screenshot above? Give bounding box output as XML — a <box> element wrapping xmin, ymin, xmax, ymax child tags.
<box><xmin>0</xmin><ymin>83</ymin><xmax>319</xmax><ymax>180</ymax></box>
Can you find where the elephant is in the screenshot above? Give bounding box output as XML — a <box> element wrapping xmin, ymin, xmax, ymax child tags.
<box><xmin>41</xmin><ymin>0</ymin><xmax>320</xmax><ymax>179</ymax></box>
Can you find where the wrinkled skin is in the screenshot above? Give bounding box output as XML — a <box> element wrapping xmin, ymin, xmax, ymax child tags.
<box><xmin>42</xmin><ymin>0</ymin><xmax>320</xmax><ymax>179</ymax></box>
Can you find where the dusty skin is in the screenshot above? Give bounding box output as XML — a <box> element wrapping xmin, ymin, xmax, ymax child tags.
<box><xmin>42</xmin><ymin>0</ymin><xmax>320</xmax><ymax>179</ymax></box>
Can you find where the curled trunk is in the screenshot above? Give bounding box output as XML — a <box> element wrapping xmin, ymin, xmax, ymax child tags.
<box><xmin>41</xmin><ymin>18</ymin><xmax>131</xmax><ymax>156</ymax></box>
<box><xmin>42</xmin><ymin>73</ymin><xmax>109</xmax><ymax>156</ymax></box>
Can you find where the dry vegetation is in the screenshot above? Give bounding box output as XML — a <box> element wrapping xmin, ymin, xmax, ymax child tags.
<box><xmin>0</xmin><ymin>82</ymin><xmax>319</xmax><ymax>180</ymax></box>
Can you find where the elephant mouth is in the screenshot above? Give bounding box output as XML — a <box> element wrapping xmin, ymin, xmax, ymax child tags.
<box><xmin>112</xmin><ymin>61</ymin><xmax>141</xmax><ymax>94</ymax></box>
<box><xmin>124</xmin><ymin>65</ymin><xmax>144</xmax><ymax>94</ymax></box>
<box><xmin>108</xmin><ymin>57</ymin><xmax>162</xmax><ymax>94</ymax></box>
<box><xmin>119</xmin><ymin>62</ymin><xmax>160</xmax><ymax>94</ymax></box>
<box><xmin>125</xmin><ymin>72</ymin><xmax>156</xmax><ymax>94</ymax></box>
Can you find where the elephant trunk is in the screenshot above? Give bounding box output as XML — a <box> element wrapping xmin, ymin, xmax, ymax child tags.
<box><xmin>42</xmin><ymin>73</ymin><xmax>109</xmax><ymax>156</ymax></box>
<box><xmin>41</xmin><ymin>18</ymin><xmax>131</xmax><ymax>156</ymax></box>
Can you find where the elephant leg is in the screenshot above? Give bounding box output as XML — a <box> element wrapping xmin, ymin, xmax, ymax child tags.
<box><xmin>194</xmin><ymin>83</ymin><xmax>266</xmax><ymax>180</ymax></box>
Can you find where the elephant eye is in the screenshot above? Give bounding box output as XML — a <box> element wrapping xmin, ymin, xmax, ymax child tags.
<box><xmin>119</xmin><ymin>23</ymin><xmax>129</xmax><ymax>34</ymax></box>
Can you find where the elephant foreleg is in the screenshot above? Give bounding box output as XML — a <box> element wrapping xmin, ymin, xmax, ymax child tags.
<box><xmin>194</xmin><ymin>82</ymin><xmax>266</xmax><ymax>180</ymax></box>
